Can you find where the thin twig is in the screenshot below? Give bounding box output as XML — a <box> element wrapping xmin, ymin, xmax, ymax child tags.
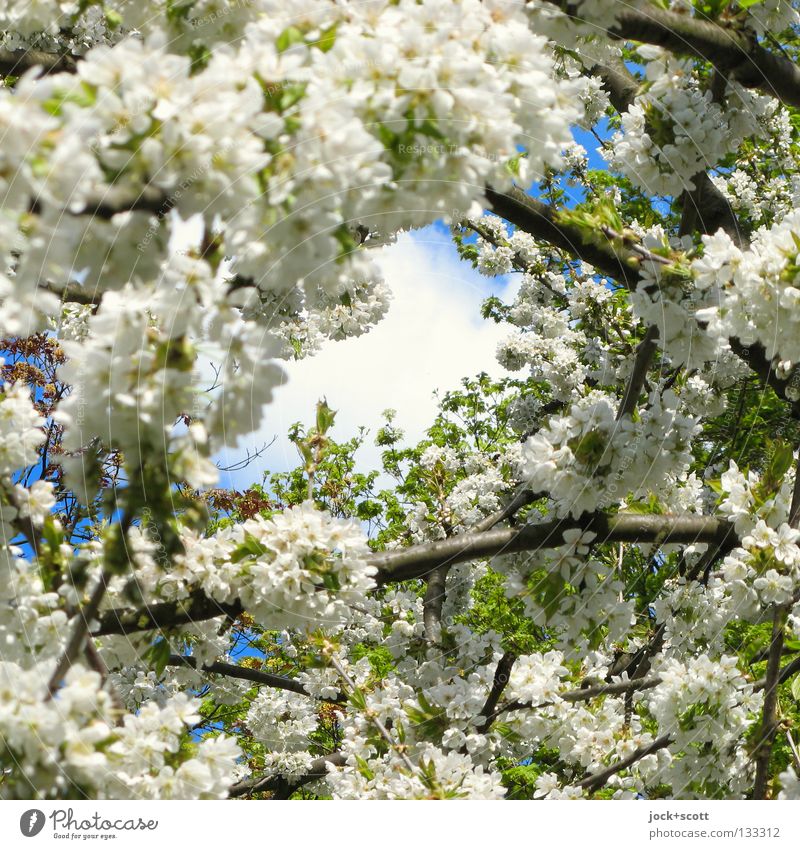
<box><xmin>46</xmin><ymin>569</ymin><xmax>112</xmax><ymax>699</ymax></box>
<box><xmin>787</xmin><ymin>730</ymin><xmax>800</xmax><ymax>773</ymax></box>
<box><xmin>328</xmin><ymin>654</ymin><xmax>419</xmax><ymax>777</ymax></box>
<box><xmin>499</xmin><ymin>675</ymin><xmax>663</xmax><ymax>716</ymax></box>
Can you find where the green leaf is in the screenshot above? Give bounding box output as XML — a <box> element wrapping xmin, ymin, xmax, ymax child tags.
<box><xmin>348</xmin><ymin>688</ymin><xmax>367</xmax><ymax>711</ymax></box>
<box><xmin>769</xmin><ymin>440</ymin><xmax>794</xmax><ymax>481</ymax></box>
<box><xmin>145</xmin><ymin>639</ymin><xmax>171</xmax><ymax>677</ymax></box>
<box><xmin>105</xmin><ymin>9</ymin><xmax>123</xmax><ymax>28</ymax></box>
<box><xmin>230</xmin><ymin>535</ymin><xmax>270</xmax><ymax>563</ymax></box>
<box><xmin>417</xmin><ymin>119</ymin><xmax>445</xmax><ymax>141</ymax></box>
<box><xmin>316</xmin><ymin>399</ymin><xmax>337</xmax><ymax>435</ymax></box>
<box><xmin>354</xmin><ymin>755</ymin><xmax>375</xmax><ymax>780</ymax></box>
<box><xmin>42</xmin><ymin>517</ymin><xmax>63</xmax><ymax>551</ymax></box>
<box><xmin>277</xmin><ymin>26</ymin><xmax>304</xmax><ymax>53</ymax></box>
<box><xmin>355</xmin><ymin>499</ymin><xmax>382</xmax><ymax>520</ymax></box>
<box><xmin>791</xmin><ymin>675</ymin><xmax>800</xmax><ymax>702</ymax></box>
<box><xmin>320</xmin><ymin>571</ymin><xmax>341</xmax><ymax>592</ymax></box>
<box><xmin>277</xmin><ymin>83</ymin><xmax>307</xmax><ymax>111</ymax></box>
<box><xmin>568</xmin><ymin>429</ymin><xmax>608</xmax><ymax>467</ymax></box>
<box><xmin>316</xmin><ymin>23</ymin><xmax>338</xmax><ymax>53</ymax></box>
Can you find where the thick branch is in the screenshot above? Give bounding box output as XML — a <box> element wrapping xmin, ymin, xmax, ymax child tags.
<box><xmin>546</xmin><ymin>2</ymin><xmax>800</xmax><ymax>107</ymax></box>
<box><xmin>729</xmin><ymin>338</ymin><xmax>800</xmax><ymax>418</ymax></box>
<box><xmin>588</xmin><ymin>55</ymin><xmax>741</xmax><ymax>245</ymax></box>
<box><xmin>484</xmin><ymin>186</ymin><xmax>640</xmax><ymax>289</ymax></box>
<box><xmin>373</xmin><ymin>512</ymin><xmax>735</xmax><ymax>584</ymax></box>
<box><xmin>680</xmin><ymin>171</ymin><xmax>745</xmax><ymax>247</ymax></box>
<box><xmin>614</xmin><ymin>7</ymin><xmax>800</xmax><ymax>106</ymax></box>
<box><xmin>617</xmin><ymin>324</ymin><xmax>659</xmax><ymax>419</ymax></box>
<box><xmin>477</xmin><ymin>651</ymin><xmax>517</xmax><ymax>732</ymax></box>
<box><xmin>485</xmin><ymin>187</ymin><xmax>797</xmax><ymax>417</ymax></box>
<box><xmin>29</xmin><ymin>193</ymin><xmax>168</xmax><ymax>223</ymax></box>
<box><xmin>422</xmin><ymin>565</ymin><xmax>450</xmax><ymax>644</ymax></box>
<box><xmin>587</xmin><ymin>55</ymin><xmax>639</xmax><ymax>113</ymax></box>
<box><xmin>93</xmin><ymin>592</ymin><xmax>243</xmax><ymax>637</ymax></box>
<box><xmin>0</xmin><ymin>48</ymin><xmax>77</xmax><ymax>77</ymax></box>
<box><xmin>42</xmin><ymin>283</ymin><xmax>103</xmax><ymax>308</ymax></box>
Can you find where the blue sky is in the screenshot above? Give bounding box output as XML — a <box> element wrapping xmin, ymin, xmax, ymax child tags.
<box><xmin>215</xmin><ymin>224</ymin><xmax>521</xmax><ymax>489</ymax></box>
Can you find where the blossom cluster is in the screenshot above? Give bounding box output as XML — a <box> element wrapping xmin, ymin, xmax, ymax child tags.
<box><xmin>646</xmin><ymin>655</ymin><xmax>760</xmax><ymax>797</ymax></box>
<box><xmin>496</xmin><ymin>530</ymin><xmax>635</xmax><ymax>656</ymax></box>
<box><xmin>693</xmin><ymin>210</ymin><xmax>800</xmax><ymax>380</ymax></box>
<box><xmin>604</xmin><ymin>51</ymin><xmax>772</xmax><ymax>197</ymax></box>
<box><xmin>519</xmin><ymin>390</ymin><xmax>699</xmax><ymax>518</ymax></box>
<box><xmin>141</xmin><ymin>501</ymin><xmax>377</xmax><ymax>632</ymax></box>
<box><xmin>0</xmin><ymin>661</ymin><xmax>238</xmax><ymax>799</ymax></box>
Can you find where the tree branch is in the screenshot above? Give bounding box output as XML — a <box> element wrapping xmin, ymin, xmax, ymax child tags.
<box><xmin>472</xmin><ymin>488</ymin><xmax>542</xmax><ymax>534</ymax></box>
<box><xmin>0</xmin><ymin>48</ymin><xmax>77</xmax><ymax>77</ymax></box>
<box><xmin>575</xmin><ymin>733</ymin><xmax>673</xmax><ymax>794</ymax></box>
<box><xmin>500</xmin><ymin>675</ymin><xmax>663</xmax><ymax>716</ymax></box>
<box><xmin>754</xmin><ymin>653</ymin><xmax>800</xmax><ymax>692</ymax></box>
<box><xmin>93</xmin><ymin>592</ymin><xmax>243</xmax><ymax>637</ymax></box>
<box><xmin>166</xmin><ymin>654</ymin><xmax>344</xmax><ymax>703</ymax></box>
<box><xmin>752</xmin><ymin>604</ymin><xmax>789</xmax><ymax>798</ymax></box>
<box><xmin>617</xmin><ymin>324</ymin><xmax>659</xmax><ymax>419</ymax></box>
<box><xmin>544</xmin><ymin>1</ymin><xmax>800</xmax><ymax>107</ymax></box>
<box><xmin>586</xmin><ymin>55</ymin><xmax>639</xmax><ymax>113</ymax></box>
<box><xmin>228</xmin><ymin>752</ymin><xmax>347</xmax><ymax>799</ymax></box>
<box><xmin>373</xmin><ymin>512</ymin><xmax>736</xmax><ymax>584</ymax></box>
<box><xmin>729</xmin><ymin>338</ymin><xmax>800</xmax><ymax>418</ymax></box>
<box><xmin>47</xmin><ymin>569</ymin><xmax>112</xmax><ymax>699</ymax></box>
<box><xmin>789</xmin><ymin>461</ymin><xmax>800</xmax><ymax>529</ymax></box>
<box><xmin>84</xmin><ymin>640</ymin><xmax>125</xmax><ymax>723</ymax></box>
<box><xmin>94</xmin><ymin>512</ymin><xmax>736</xmax><ymax>636</ymax></box>
<box><xmin>476</xmin><ymin>651</ymin><xmax>517</xmax><ymax>732</ymax></box>
<box><xmin>422</xmin><ymin>564</ymin><xmax>450</xmax><ymax>644</ymax></box>
<box><xmin>485</xmin><ymin>188</ymin><xmax>797</xmax><ymax>418</ymax></box>
<box><xmin>679</xmin><ymin>170</ymin><xmax>746</xmax><ymax>247</ymax></box>
<box><xmin>484</xmin><ymin>186</ymin><xmax>640</xmax><ymax>289</ymax></box>
<box><xmin>422</xmin><ymin>490</ymin><xmax>544</xmax><ymax>643</ymax></box>
<box><xmin>586</xmin><ymin>55</ymin><xmax>743</xmax><ymax>246</ymax></box>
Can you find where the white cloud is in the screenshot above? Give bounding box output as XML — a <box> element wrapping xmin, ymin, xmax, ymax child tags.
<box><xmin>217</xmin><ymin>225</ymin><xmax>516</xmax><ymax>488</ymax></box>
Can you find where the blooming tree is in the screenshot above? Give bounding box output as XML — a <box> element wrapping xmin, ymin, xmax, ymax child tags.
<box><xmin>4</xmin><ymin>0</ymin><xmax>800</xmax><ymax>801</ymax></box>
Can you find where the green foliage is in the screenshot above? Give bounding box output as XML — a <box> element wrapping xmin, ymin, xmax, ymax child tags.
<box><xmin>459</xmin><ymin>570</ymin><xmax>551</xmax><ymax>654</ymax></box>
